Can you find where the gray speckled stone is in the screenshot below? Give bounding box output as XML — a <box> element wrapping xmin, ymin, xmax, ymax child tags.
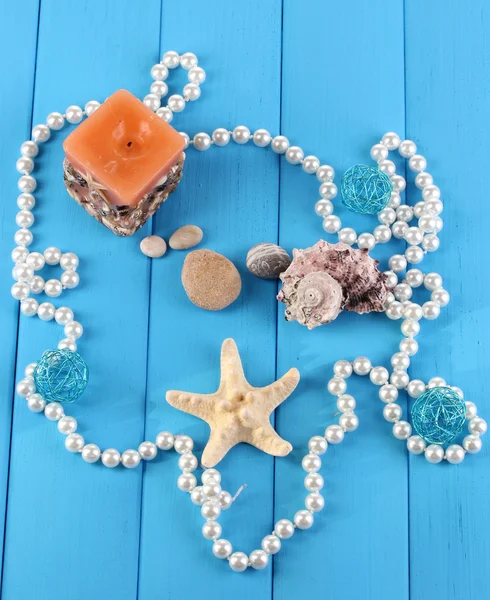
<box><xmin>246</xmin><ymin>243</ymin><xmax>291</xmax><ymax>279</ymax></box>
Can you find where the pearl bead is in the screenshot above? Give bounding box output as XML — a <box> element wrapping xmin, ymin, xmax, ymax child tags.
<box><xmin>213</xmin><ymin>539</ymin><xmax>232</xmax><ymax>559</ymax></box>
<box><xmin>424</xmin><ymin>273</ymin><xmax>442</xmax><ymax>291</ymax></box>
<box><xmin>162</xmin><ymin>50</ymin><xmax>180</xmax><ymax>68</ymax></box>
<box><xmin>357</xmin><ymin>233</ymin><xmax>375</xmax><ymax>250</ymax></box>
<box><xmin>229</xmin><ymin>552</ymin><xmax>248</xmax><ymax>572</ymax></box>
<box><xmin>422</xmin><ymin>234</ymin><xmax>440</xmax><ymax>252</ymax></box>
<box><xmin>407</xmin><ymin>435</ymin><xmax>426</xmax><ymax>454</ymax></box>
<box><xmin>465</xmin><ymin>401</ymin><xmax>477</xmax><ymax>419</ymax></box>
<box><xmin>65</xmin><ymin>105</ymin><xmax>83</xmax><ymax>124</ymax></box>
<box><xmin>61</xmin><ymin>270</ymin><xmax>80</xmax><ymax>289</ymax></box>
<box><xmin>37</xmin><ymin>302</ymin><xmax>55</xmax><ymax>321</ymax></box>
<box><xmin>138</xmin><ymin>441</ymin><xmax>157</xmax><ymax>460</ymax></box>
<box><xmin>339</xmin><ymin>412</ymin><xmax>359</xmax><ymax>432</ymax></box>
<box><xmin>370</xmin><ymin>143</ymin><xmax>389</xmax><ymax>162</ymax></box>
<box><xmin>425</xmin><ymin>444</ymin><xmax>444</xmax><ymax>464</ymax></box>
<box><xmin>42</xmin><ymin>246</ymin><xmax>61</xmax><ymax>266</ymax></box>
<box><xmin>62</xmin><ymin>321</ymin><xmax>83</xmax><ymax>341</ymax></box>
<box><xmin>374</xmin><ymin>225</ymin><xmax>392</xmax><ymax>243</ymax></box>
<box><xmin>143</xmin><ymin>94</ymin><xmax>161</xmax><ymax>112</ymax></box>
<box><xmin>219</xmin><ymin>491</ymin><xmax>232</xmax><ymax>510</ymax></box>
<box><xmin>262</xmin><ymin>534</ymin><xmax>281</xmax><ymax>554</ymax></box>
<box><xmin>151</xmin><ymin>81</ymin><xmax>169</xmax><ymax>97</ymax></box>
<box><xmin>370</xmin><ymin>366</ymin><xmax>389</xmax><ymax>385</ymax></box>
<box><xmin>27</xmin><ymin>393</ymin><xmax>45</xmax><ymax>412</ymax></box>
<box><xmin>202</xmin><ymin>521</ymin><xmax>222</xmax><ymax>540</ymax></box>
<box><xmin>188</xmin><ymin>66</ymin><xmax>206</xmax><ymax>84</ymax></box>
<box><xmin>44</xmin><ymin>402</ymin><xmax>64</xmax><ymax>421</ymax></box>
<box><xmin>294</xmin><ymin>510</ymin><xmax>314</xmax><ymax>530</ymax></box>
<box><xmin>308</xmin><ymin>435</ymin><xmax>328</xmax><ymax>455</ymax></box>
<box><xmin>180</xmin><ymin>52</ymin><xmax>198</xmax><ymax>69</ymax></box>
<box><xmin>167</xmin><ymin>94</ymin><xmax>185</xmax><ymax>113</ymax></box>
<box><xmin>431</xmin><ymin>288</ymin><xmax>449</xmax><ymax>307</ymax></box>
<box><xmin>378</xmin><ymin>207</ymin><xmax>396</xmax><ymax>225</ymax></box>
<box><xmin>383</xmin><ymin>403</ymin><xmax>402</xmax><ymax>422</ymax></box>
<box><xmin>389</xmin><ymin>254</ymin><xmax>407</xmax><ymax>273</ymax></box>
<box><xmin>381</xmin><ymin>132</ymin><xmax>401</xmax><ymax>150</ymax></box>
<box><xmin>406</xmin><ymin>379</ymin><xmax>426</xmax><ymax>399</ymax></box>
<box><xmin>232</xmin><ymin>126</ymin><xmax>250</xmax><ymax>144</ymax></box>
<box><xmin>191</xmin><ymin>487</ymin><xmax>205</xmax><ymax>506</ymax></box>
<box><xmin>405</xmin><ymin>268</ymin><xmax>424</xmax><ymax>288</ymax></box>
<box><xmin>21</xmin><ymin>298</ymin><xmax>38</xmax><ymax>317</ymax></box>
<box><xmin>401</xmin><ymin>319</ymin><xmax>420</xmax><ymax>337</ymax></box>
<box><xmin>24</xmin><ymin>362</ymin><xmax>36</xmax><ymax>376</ymax></box>
<box><xmin>16</xmin><ymin>210</ymin><xmax>34</xmax><ymax>229</ymax></box>
<box><xmin>322</xmin><ymin>215</ymin><xmax>341</xmax><ymax>234</ymax></box>
<box><xmin>409</xmin><ymin>154</ymin><xmax>427</xmax><ymax>172</ymax></box>
<box><xmin>177</xmin><ymin>473</ymin><xmax>196</xmax><ymax>491</ymax></box>
<box><xmin>391</xmin><ymin>352</ymin><xmax>410</xmax><ymax>371</ymax></box>
<box><xmin>327</xmin><ymin>377</ymin><xmax>347</xmax><ymax>396</ymax></box>
<box><xmin>319</xmin><ymin>181</ymin><xmax>338</xmax><ymax>199</ymax></box>
<box><xmin>18</xmin><ymin>175</ymin><xmax>36</xmax><ymax>193</ymax></box>
<box><xmin>451</xmin><ymin>386</ymin><xmax>464</xmax><ymax>399</ymax></box>
<box><xmin>30</xmin><ymin>276</ymin><xmax>45</xmax><ymax>294</ymax></box>
<box><xmin>202</xmin><ymin>468</ymin><xmax>221</xmax><ymax>484</ymax></box>
<box><xmin>389</xmin><ymin>192</ymin><xmax>401</xmax><ymax>209</ymax></box>
<box><xmin>11</xmin><ymin>282</ymin><xmax>30</xmax><ymax>300</ymax></box>
<box><xmin>392</xmin><ymin>221</ymin><xmax>409</xmax><ymax>240</ymax></box>
<box><xmin>384</xmin><ymin>270</ymin><xmax>398</xmax><ymax>289</ymax></box>
<box><xmin>378</xmin><ymin>160</ymin><xmax>396</xmax><ymax>176</ymax></box>
<box><xmin>253</xmin><ymin>129</ymin><xmax>272</xmax><ymax>147</ymax></box>
<box><xmin>249</xmin><ymin>549</ymin><xmax>269</xmax><ymax>570</ymax></box>
<box><xmin>463</xmin><ymin>435</ymin><xmax>482</xmax><ymax>454</ymax></box>
<box><xmin>212</xmin><ymin>128</ymin><xmax>230</xmax><ymax>146</ymax></box>
<box><xmin>174</xmin><ymin>435</ymin><xmax>193</xmax><ymax>454</ymax></box>
<box><xmin>58</xmin><ymin>338</ymin><xmax>77</xmax><ymax>351</ymax></box>
<box><xmin>394</xmin><ymin>283</ymin><xmax>412</xmax><ymax>302</ymax></box>
<box><xmin>445</xmin><ymin>444</ymin><xmax>465</xmax><ymax>464</ymax></box>
<box><xmin>422</xmin><ymin>301</ymin><xmax>440</xmax><ymax>320</ymax></box>
<box><xmin>305</xmin><ymin>492</ymin><xmax>325</xmax><ymax>512</ymax></box>
<box><xmin>405</xmin><ymin>246</ymin><xmax>424</xmax><ymax>265</ymax></box>
<box><xmin>178</xmin><ymin>452</ymin><xmax>198</xmax><ymax>473</ymax></box>
<box><xmin>302</xmin><ymin>453</ymin><xmax>322</xmax><ymax>473</ymax></box>
<box><xmin>21</xmin><ymin>140</ymin><xmax>38</xmax><ymax>157</ymax></box>
<box><xmin>156</xmin><ymin>107</ymin><xmax>173</xmax><ymax>122</ymax></box>
<box><xmin>274</xmin><ymin>519</ymin><xmax>295</xmax><ymax>539</ymax></box>
<box><xmin>44</xmin><ymin>279</ymin><xmax>62</xmax><ymax>298</ymax></box>
<box><xmin>32</xmin><ymin>124</ymin><xmax>50</xmax><ymax>143</ymax></box>
<box><xmin>60</xmin><ymin>252</ymin><xmax>79</xmax><ymax>271</ymax></box>
<box><xmin>415</xmin><ymin>172</ymin><xmax>433</xmax><ymax>189</ymax></box>
<box><xmin>16</xmin><ymin>378</ymin><xmax>35</xmax><ymax>397</ymax></box>
<box><xmin>317</xmin><ymin>165</ymin><xmax>335</xmax><ymax>182</ymax></box>
<box><xmin>84</xmin><ymin>101</ymin><xmax>100</xmax><ymax>116</ymax></box>
<box><xmin>54</xmin><ymin>307</ymin><xmax>74</xmax><ymax>325</ymax></box>
<box><xmin>304</xmin><ymin>473</ymin><xmax>324</xmax><ymax>491</ymax></box>
<box><xmin>151</xmin><ymin>63</ymin><xmax>169</xmax><ymax>81</ymax></box>
<box><xmin>201</xmin><ymin>501</ymin><xmax>220</xmax><ymax>520</ymax></box>
<box><xmin>391</xmin><ymin>175</ymin><xmax>406</xmax><ymax>192</ymax></box>
<box><xmin>302</xmin><ymin>155</ymin><xmax>320</xmax><ymax>174</ymax></box>
<box><xmin>386</xmin><ymin>301</ymin><xmax>403</xmax><ymax>320</ymax></box>
<box><xmin>469</xmin><ymin>417</ymin><xmax>487</xmax><ymax>435</ymax></box>
<box><xmin>338</xmin><ymin>227</ymin><xmax>357</xmax><ymax>245</ymax></box>
<box><xmin>102</xmin><ymin>448</ymin><xmax>120</xmax><ymax>468</ymax></box>
<box><xmin>422</xmin><ymin>184</ymin><xmax>440</xmax><ymax>200</ymax></box>
<box><xmin>82</xmin><ymin>444</ymin><xmax>101</xmax><ymax>463</ymax></box>
<box><xmin>325</xmin><ymin>424</ymin><xmax>344</xmax><ymax>444</ymax></box>
<box><xmin>393</xmin><ymin>421</ymin><xmax>412</xmax><ymax>440</ymax></box>
<box><xmin>315</xmin><ymin>199</ymin><xmax>334</xmax><ymax>218</ymax></box>
<box><xmin>285</xmin><ymin>146</ymin><xmax>304</xmax><ymax>165</ymax></box>
<box><xmin>352</xmin><ymin>356</ymin><xmax>371</xmax><ymax>375</ymax></box>
<box><xmin>14</xmin><ymin>232</ymin><xmax>32</xmax><ymax>252</ymax></box>
<box><xmin>193</xmin><ymin>132</ymin><xmax>211</xmax><ymax>151</ymax></box>
<box><xmin>271</xmin><ymin>135</ymin><xmax>289</xmax><ymax>154</ymax></box>
<box><xmin>334</xmin><ymin>360</ymin><xmax>353</xmax><ymax>378</ymax></box>
<box><xmin>390</xmin><ymin>370</ymin><xmax>409</xmax><ymax>389</ymax></box>
<box><xmin>12</xmin><ymin>246</ymin><xmax>29</xmax><ymax>263</ymax></box>
<box><xmin>46</xmin><ymin>112</ymin><xmax>65</xmax><ymax>130</ymax></box>
<box><xmin>16</xmin><ymin>157</ymin><xmax>34</xmax><ymax>174</ymax></box>
<box><xmin>57</xmin><ymin>416</ymin><xmax>77</xmax><ymax>435</ymax></box>
<box><xmin>418</xmin><ymin>213</ymin><xmax>436</xmax><ymax>232</ymax></box>
<box><xmin>404</xmin><ymin>226</ymin><xmax>423</xmax><ymax>246</ymax></box>
<box><xmin>65</xmin><ymin>433</ymin><xmax>84</xmax><ymax>453</ymax></box>
<box><xmin>399</xmin><ymin>139</ymin><xmax>416</xmax><ymax>158</ymax></box>
<box><xmin>379</xmin><ymin>384</ymin><xmax>398</xmax><ymax>403</ymax></box>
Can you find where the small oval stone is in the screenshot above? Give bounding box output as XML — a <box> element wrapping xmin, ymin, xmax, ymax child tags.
<box><xmin>182</xmin><ymin>249</ymin><xmax>241</xmax><ymax>311</ymax></box>
<box><xmin>246</xmin><ymin>243</ymin><xmax>291</xmax><ymax>279</ymax></box>
<box><xmin>140</xmin><ymin>235</ymin><xmax>167</xmax><ymax>258</ymax></box>
<box><xmin>169</xmin><ymin>225</ymin><xmax>203</xmax><ymax>250</ymax></box>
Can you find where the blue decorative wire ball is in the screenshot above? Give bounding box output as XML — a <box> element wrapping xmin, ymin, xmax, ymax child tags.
<box><xmin>33</xmin><ymin>349</ymin><xmax>89</xmax><ymax>403</ymax></box>
<box><xmin>411</xmin><ymin>386</ymin><xmax>466</xmax><ymax>445</ymax></box>
<box><xmin>340</xmin><ymin>164</ymin><xmax>393</xmax><ymax>215</ymax></box>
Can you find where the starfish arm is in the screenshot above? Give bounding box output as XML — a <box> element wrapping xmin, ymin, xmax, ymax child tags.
<box><xmin>219</xmin><ymin>338</ymin><xmax>247</xmax><ymax>391</ymax></box>
<box><xmin>166</xmin><ymin>390</ymin><xmax>216</xmax><ymax>420</ymax></box>
<box><xmin>258</xmin><ymin>368</ymin><xmax>300</xmax><ymax>413</ymax></box>
<box><xmin>201</xmin><ymin>426</ymin><xmax>239</xmax><ymax>468</ymax></box>
<box><xmin>249</xmin><ymin>423</ymin><xmax>293</xmax><ymax>457</ymax></box>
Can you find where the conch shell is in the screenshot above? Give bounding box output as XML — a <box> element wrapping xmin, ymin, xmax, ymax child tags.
<box><xmin>277</xmin><ymin>240</ymin><xmax>389</xmax><ymax>329</ymax></box>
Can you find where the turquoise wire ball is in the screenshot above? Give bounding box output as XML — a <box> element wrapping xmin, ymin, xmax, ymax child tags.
<box><xmin>340</xmin><ymin>164</ymin><xmax>393</xmax><ymax>215</ymax></box>
<box><xmin>33</xmin><ymin>349</ymin><xmax>89</xmax><ymax>403</ymax></box>
<box><xmin>411</xmin><ymin>386</ymin><xmax>466</xmax><ymax>445</ymax></box>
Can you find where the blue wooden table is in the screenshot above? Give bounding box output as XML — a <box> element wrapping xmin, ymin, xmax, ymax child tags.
<box><xmin>1</xmin><ymin>1</ymin><xmax>489</xmax><ymax>598</ymax></box>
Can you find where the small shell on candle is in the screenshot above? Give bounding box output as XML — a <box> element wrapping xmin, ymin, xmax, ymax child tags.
<box><xmin>169</xmin><ymin>225</ymin><xmax>203</xmax><ymax>250</ymax></box>
<box><xmin>140</xmin><ymin>235</ymin><xmax>167</xmax><ymax>258</ymax></box>
<box><xmin>246</xmin><ymin>243</ymin><xmax>291</xmax><ymax>279</ymax></box>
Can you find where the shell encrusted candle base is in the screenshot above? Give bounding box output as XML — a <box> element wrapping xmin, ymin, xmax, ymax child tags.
<box><xmin>62</xmin><ymin>154</ymin><xmax>185</xmax><ymax>236</ymax></box>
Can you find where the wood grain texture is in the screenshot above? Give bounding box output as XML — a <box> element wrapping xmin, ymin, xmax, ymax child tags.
<box><xmin>0</xmin><ymin>0</ymin><xmax>489</xmax><ymax>599</ymax></box>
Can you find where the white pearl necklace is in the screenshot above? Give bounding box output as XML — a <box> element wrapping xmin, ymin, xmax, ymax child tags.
<box><xmin>11</xmin><ymin>51</ymin><xmax>487</xmax><ymax>573</ymax></box>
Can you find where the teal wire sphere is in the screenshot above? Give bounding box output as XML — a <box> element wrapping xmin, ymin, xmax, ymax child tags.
<box><xmin>411</xmin><ymin>386</ymin><xmax>466</xmax><ymax>445</ymax></box>
<box><xmin>340</xmin><ymin>164</ymin><xmax>393</xmax><ymax>215</ymax></box>
<box><xmin>33</xmin><ymin>349</ymin><xmax>89</xmax><ymax>403</ymax></box>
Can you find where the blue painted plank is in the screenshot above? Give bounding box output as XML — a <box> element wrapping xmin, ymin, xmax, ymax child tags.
<box><xmin>1</xmin><ymin>1</ymin><xmax>160</xmax><ymax>598</ymax></box>
<box><xmin>138</xmin><ymin>0</ymin><xmax>282</xmax><ymax>596</ymax></box>
<box><xmin>0</xmin><ymin>0</ymin><xmax>39</xmax><ymax>581</ymax></box>
<box><xmin>405</xmin><ymin>2</ymin><xmax>490</xmax><ymax>599</ymax></box>
<box><xmin>275</xmin><ymin>1</ymin><xmax>408</xmax><ymax>599</ymax></box>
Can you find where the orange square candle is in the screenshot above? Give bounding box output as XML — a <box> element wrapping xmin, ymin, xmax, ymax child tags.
<box><xmin>63</xmin><ymin>89</ymin><xmax>186</xmax><ymax>236</ymax></box>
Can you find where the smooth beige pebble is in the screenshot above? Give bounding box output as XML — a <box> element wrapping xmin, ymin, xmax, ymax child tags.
<box><xmin>140</xmin><ymin>235</ymin><xmax>167</xmax><ymax>258</ymax></box>
<box><xmin>169</xmin><ymin>225</ymin><xmax>203</xmax><ymax>250</ymax></box>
